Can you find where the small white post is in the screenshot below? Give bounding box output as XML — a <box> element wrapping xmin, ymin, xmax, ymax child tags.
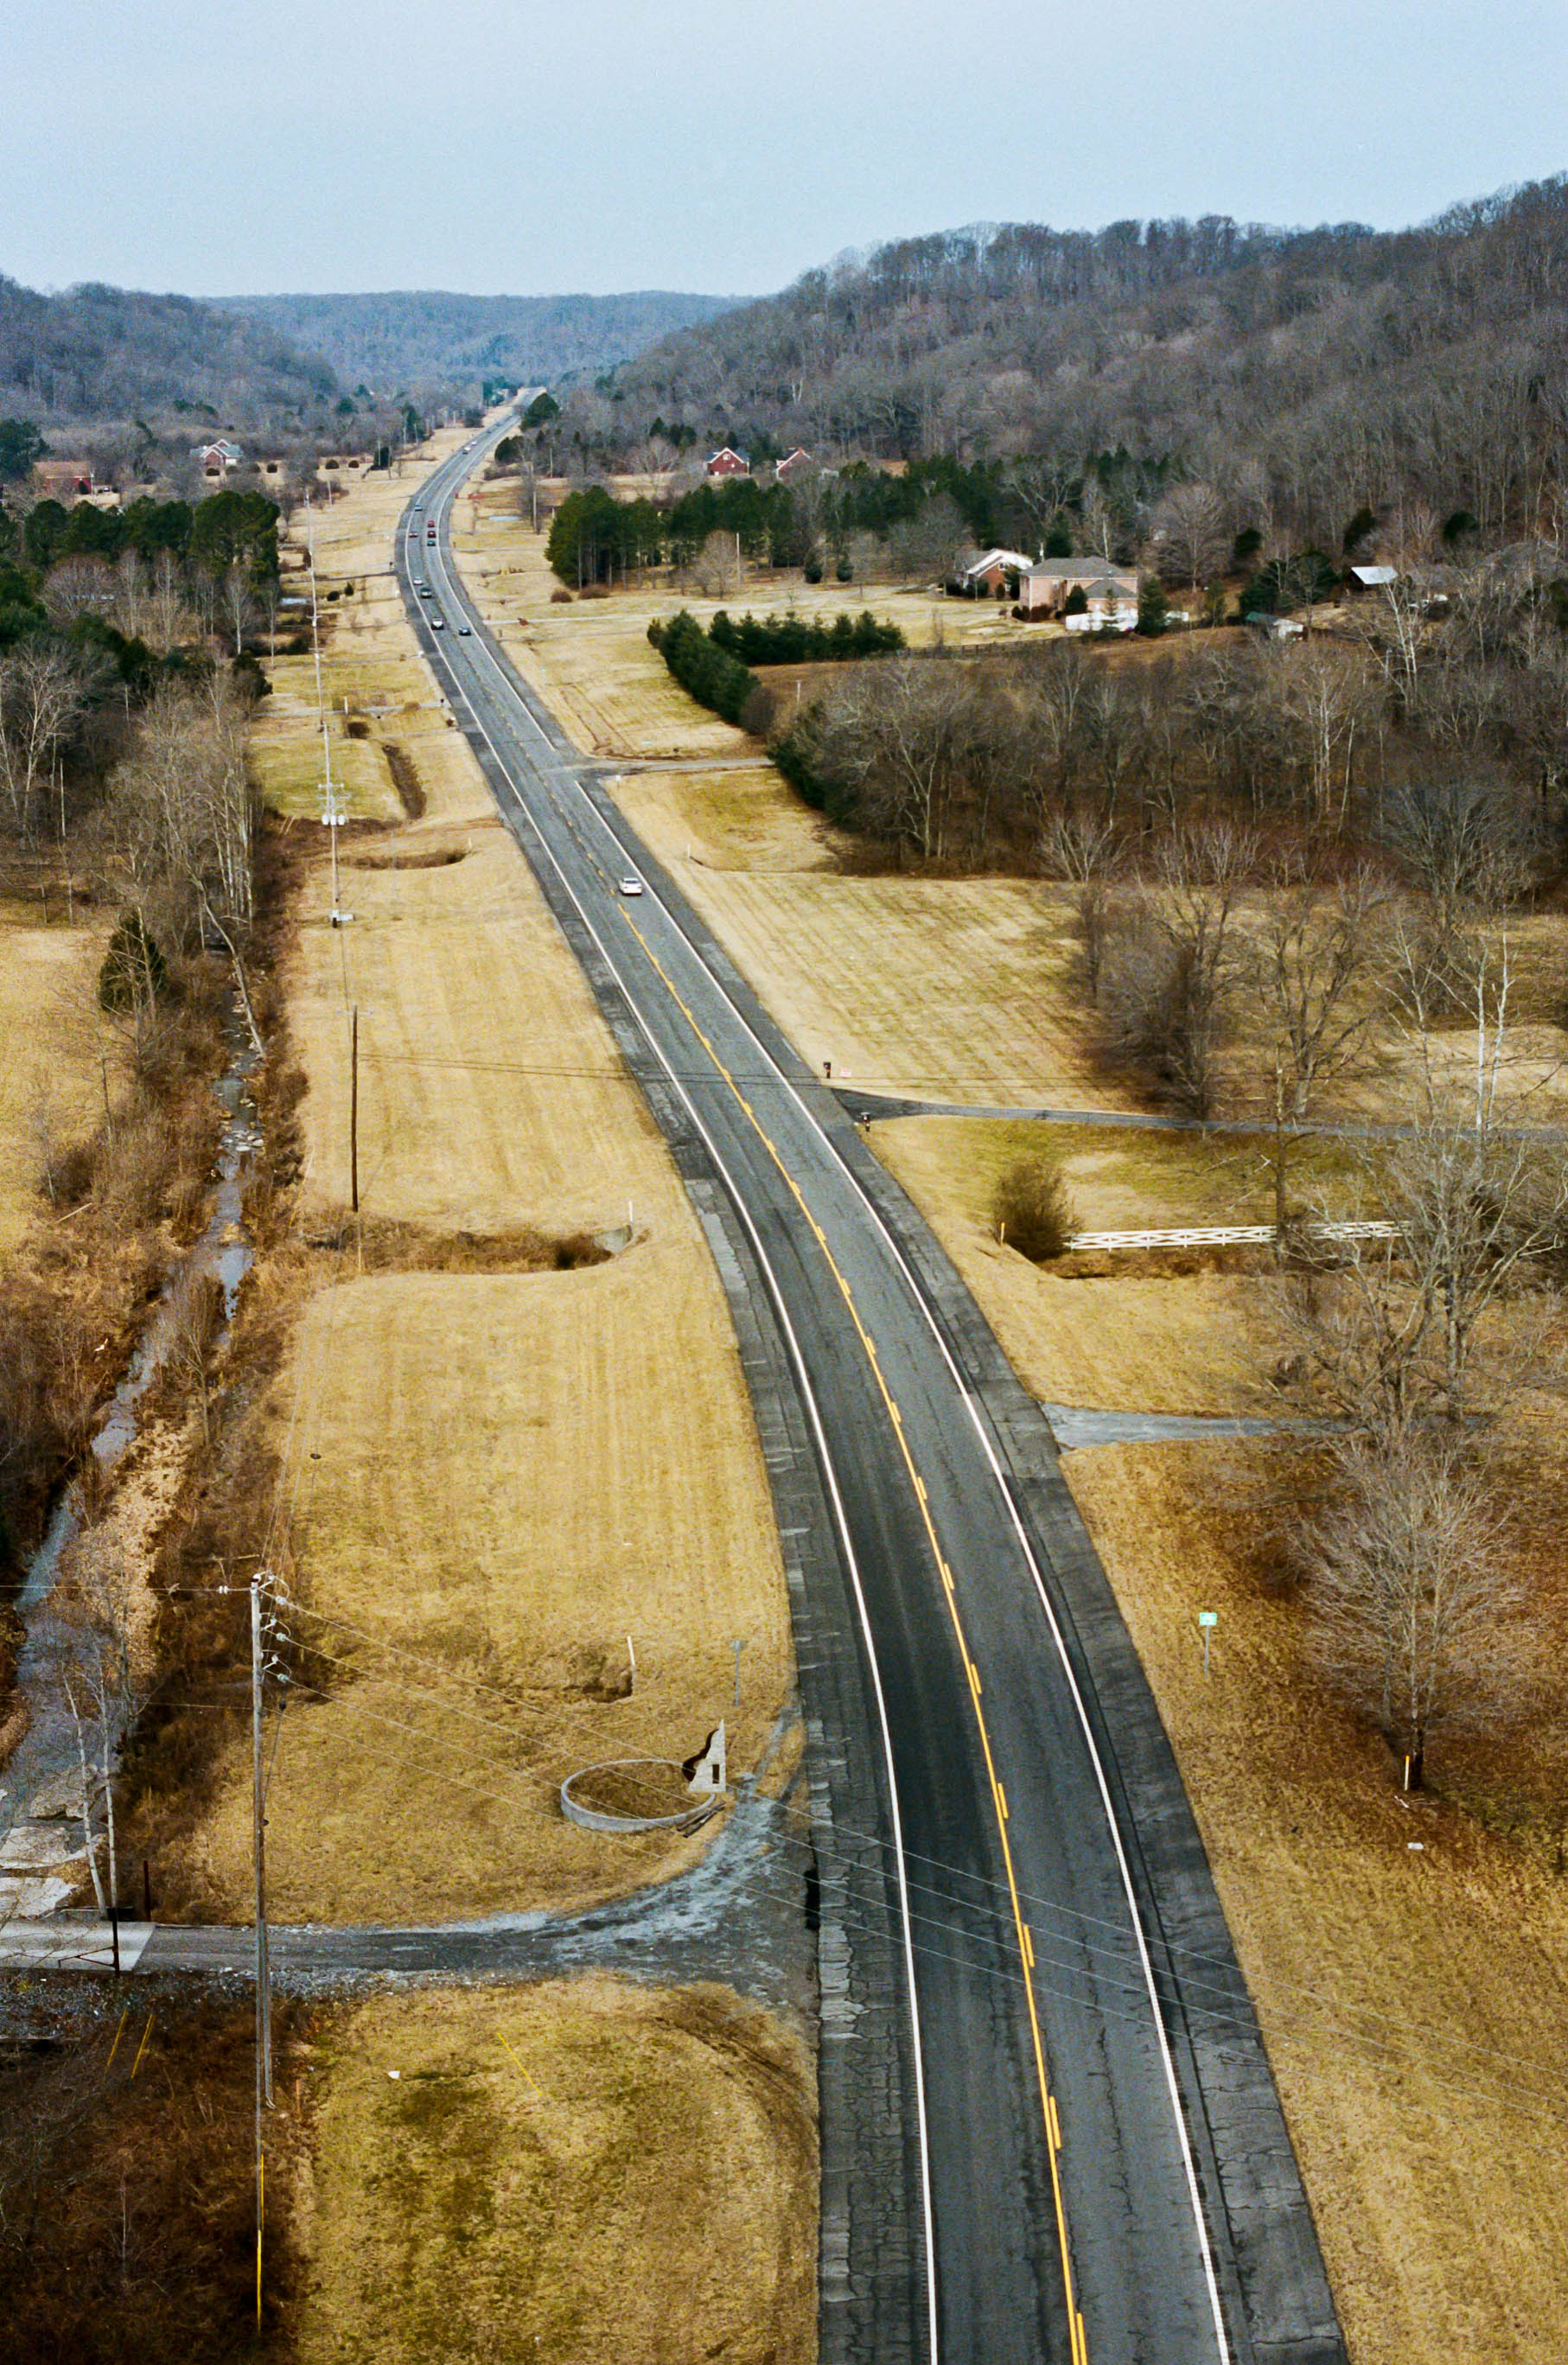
<box><xmin>1197</xmin><ymin>1610</ymin><xmax>1217</xmax><ymax>1677</ymax></box>
<box><xmin>627</xmin><ymin>1634</ymin><xmax>636</xmax><ymax>1695</ymax></box>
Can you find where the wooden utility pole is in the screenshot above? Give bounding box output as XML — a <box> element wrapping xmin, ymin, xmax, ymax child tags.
<box><xmin>252</xmin><ymin>1576</ymin><xmax>273</xmax><ymax>2110</ymax></box>
<box><xmin>252</xmin><ymin>1571</ymin><xmax>274</xmax><ymax>2330</ymax></box>
<box><xmin>350</xmin><ymin>1004</ymin><xmax>360</xmax><ymax>1215</ymax></box>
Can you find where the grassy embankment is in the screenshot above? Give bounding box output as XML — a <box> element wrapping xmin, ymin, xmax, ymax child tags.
<box><xmin>449</xmin><ymin>494</ymin><xmax>1568</xmax><ymax>2365</ymax></box>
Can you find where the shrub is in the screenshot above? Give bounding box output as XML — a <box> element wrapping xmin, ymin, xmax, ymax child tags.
<box><xmin>803</xmin><ymin>558</ymin><xmax>824</xmax><ymax>584</ymax></box>
<box><xmin>550</xmin><ymin>587</ymin><xmax>573</xmax><ymax>603</ymax></box>
<box><xmin>992</xmin><ymin>1156</ymin><xmax>1077</xmax><ymax>1261</ymax></box>
<box><xmin>834</xmin><ymin>554</ymin><xmax>853</xmax><ymax>583</ymax></box>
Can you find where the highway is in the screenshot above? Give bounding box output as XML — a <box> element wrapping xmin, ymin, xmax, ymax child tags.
<box><xmin>397</xmin><ymin>429</ymin><xmax>1345</xmax><ymax>2365</ymax></box>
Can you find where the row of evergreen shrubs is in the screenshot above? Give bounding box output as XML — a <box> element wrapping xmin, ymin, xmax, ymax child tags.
<box><xmin>708</xmin><ymin>609</ymin><xmax>904</xmax><ymax>666</ymax></box>
<box><xmin>647</xmin><ymin>609</ymin><xmax>762</xmax><ymax>728</ymax></box>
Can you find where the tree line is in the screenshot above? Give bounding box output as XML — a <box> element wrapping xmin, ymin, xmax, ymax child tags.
<box><xmin>562</xmin><ymin>175</ymin><xmax>1568</xmax><ymax>575</ymax></box>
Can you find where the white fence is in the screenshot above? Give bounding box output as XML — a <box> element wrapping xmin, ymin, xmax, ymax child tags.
<box><xmin>1063</xmin><ymin>1220</ymin><xmax>1400</xmax><ymax>1253</ymax></box>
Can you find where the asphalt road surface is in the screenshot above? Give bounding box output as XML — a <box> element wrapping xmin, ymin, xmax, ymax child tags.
<box><xmin>373</xmin><ymin>434</ymin><xmax>1344</xmax><ymax>2365</ymax></box>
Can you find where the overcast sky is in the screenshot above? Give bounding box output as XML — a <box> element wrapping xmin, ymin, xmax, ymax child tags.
<box><xmin>9</xmin><ymin>0</ymin><xmax>1566</xmax><ymax>299</ymax></box>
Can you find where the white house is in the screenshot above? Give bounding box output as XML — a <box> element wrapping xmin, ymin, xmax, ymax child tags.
<box><xmin>953</xmin><ymin>547</ymin><xmax>1035</xmax><ymax>596</ymax></box>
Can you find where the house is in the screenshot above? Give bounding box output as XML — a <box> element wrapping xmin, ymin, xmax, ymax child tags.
<box><xmin>194</xmin><ymin>437</ymin><xmax>245</xmax><ymax>481</ymax></box>
<box><xmin>774</xmin><ymin>446</ymin><xmax>814</xmax><ymax>483</ymax></box>
<box><xmin>1017</xmin><ymin>559</ymin><xmax>1139</xmax><ymax>620</ymax></box>
<box><xmin>1245</xmin><ymin>612</ymin><xmax>1305</xmax><ymax>641</ymax></box>
<box><xmin>34</xmin><ymin>459</ymin><xmax>93</xmax><ymax>502</ymax></box>
<box><xmin>704</xmin><ymin>446</ymin><xmax>750</xmax><ymax>479</ymax></box>
<box><xmin>953</xmin><ymin>546</ymin><xmax>1035</xmax><ymax>598</ymax></box>
<box><xmin>1348</xmin><ymin>564</ymin><xmax>1399</xmax><ymax>592</ymax></box>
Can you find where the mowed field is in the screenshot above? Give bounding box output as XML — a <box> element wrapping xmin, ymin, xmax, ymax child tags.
<box><xmin>0</xmin><ymin>898</ymin><xmax>115</xmax><ymax>1254</ymax></box>
<box><xmin>296</xmin><ymin>1980</ymin><xmax>817</xmax><ymax>2365</ymax></box>
<box><xmin>1071</xmin><ymin>1440</ymin><xmax>1568</xmax><ymax>2364</ymax></box>
<box><xmin>162</xmin><ymin>429</ymin><xmax>794</xmax><ymax>1927</ymax></box>
<box><xmin>447</xmin><ymin>504</ymin><xmax>1568</xmax><ymax>2362</ymax></box>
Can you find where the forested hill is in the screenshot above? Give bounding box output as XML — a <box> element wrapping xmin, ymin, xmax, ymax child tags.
<box><xmin>0</xmin><ymin>276</ymin><xmax>337</xmax><ymax>425</ymax></box>
<box><xmin>605</xmin><ymin>175</ymin><xmax>1568</xmax><ymax>548</ymax></box>
<box><xmin>218</xmin><ymin>290</ymin><xmax>740</xmax><ymax>397</ymax></box>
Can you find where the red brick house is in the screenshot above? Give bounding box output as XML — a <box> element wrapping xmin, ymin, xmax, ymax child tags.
<box><xmin>704</xmin><ymin>446</ymin><xmax>750</xmax><ymax>479</ymax></box>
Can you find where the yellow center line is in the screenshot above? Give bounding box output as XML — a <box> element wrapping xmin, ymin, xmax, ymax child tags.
<box><xmin>615</xmin><ymin>907</ymin><xmax>1087</xmax><ymax>2360</ymax></box>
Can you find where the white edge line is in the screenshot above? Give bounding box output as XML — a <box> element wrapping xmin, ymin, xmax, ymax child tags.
<box><xmin>430</xmin><ymin>441</ymin><xmax>1233</xmax><ymax>2363</ymax></box>
<box><xmin>405</xmin><ymin>450</ymin><xmax>943</xmax><ymax>2365</ymax></box>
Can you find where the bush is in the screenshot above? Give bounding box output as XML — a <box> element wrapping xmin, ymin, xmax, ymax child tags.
<box><xmin>992</xmin><ymin>1156</ymin><xmax>1076</xmax><ymax>1260</ymax></box>
<box><xmin>834</xmin><ymin>554</ymin><xmax>853</xmax><ymax>583</ymax></box>
<box><xmin>803</xmin><ymin>558</ymin><xmax>824</xmax><ymax>584</ymax></box>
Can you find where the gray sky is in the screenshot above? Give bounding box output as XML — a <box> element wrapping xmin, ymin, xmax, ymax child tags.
<box><xmin>11</xmin><ymin>0</ymin><xmax>1566</xmax><ymax>298</ymax></box>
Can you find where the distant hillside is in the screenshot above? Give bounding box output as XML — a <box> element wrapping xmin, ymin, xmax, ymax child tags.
<box><xmin>605</xmin><ymin>175</ymin><xmax>1568</xmax><ymax>551</ymax></box>
<box><xmin>0</xmin><ymin>276</ymin><xmax>337</xmax><ymax>428</ymax></box>
<box><xmin>218</xmin><ymin>290</ymin><xmax>741</xmax><ymax>398</ymax></box>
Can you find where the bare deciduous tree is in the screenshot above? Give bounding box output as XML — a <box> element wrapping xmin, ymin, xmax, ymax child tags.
<box><xmin>1099</xmin><ymin>822</ymin><xmax>1255</xmax><ymax>1117</ymax></box>
<box><xmin>1042</xmin><ymin>805</ymin><xmax>1120</xmax><ymax>1002</ymax></box>
<box><xmin>1300</xmin><ymin>1428</ymin><xmax>1520</xmax><ymax>1788</ymax></box>
<box><xmin>1248</xmin><ymin>861</ymin><xmax>1391</xmax><ymax>1230</ymax></box>
<box><xmin>1149</xmin><ymin>481</ymin><xmax>1228</xmax><ymax>589</ymax></box>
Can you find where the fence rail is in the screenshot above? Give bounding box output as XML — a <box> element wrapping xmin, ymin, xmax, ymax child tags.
<box><xmin>1063</xmin><ymin>1220</ymin><xmax>1400</xmax><ymax>1253</ymax></box>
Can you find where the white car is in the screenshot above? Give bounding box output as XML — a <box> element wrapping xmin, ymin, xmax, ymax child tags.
<box><xmin>430</xmin><ymin>616</ymin><xmax>446</xmax><ymax>630</ymax></box>
<box><xmin>617</xmin><ymin>877</ymin><xmax>644</xmax><ymax>897</ymax></box>
<box><xmin>457</xmin><ymin>624</ymin><xmax>472</xmax><ymax>635</ymax></box>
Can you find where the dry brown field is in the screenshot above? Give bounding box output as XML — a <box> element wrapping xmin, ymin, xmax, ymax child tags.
<box><xmin>1072</xmin><ymin>1439</ymin><xmax>1568</xmax><ymax>2364</ymax></box>
<box><xmin>0</xmin><ymin>897</ymin><xmax>115</xmax><ymax>1253</ymax></box>
<box><xmin>295</xmin><ymin>1979</ymin><xmax>817</xmax><ymax>2365</ymax></box>
<box><xmin>156</xmin><ymin>430</ymin><xmax>794</xmax><ymax>1927</ymax></box>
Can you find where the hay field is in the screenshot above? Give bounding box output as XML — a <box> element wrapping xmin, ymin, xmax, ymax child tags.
<box><xmin>1071</xmin><ymin>1441</ymin><xmax>1568</xmax><ymax>2365</ymax></box>
<box><xmin>162</xmin><ymin>435</ymin><xmax>793</xmax><ymax>1925</ymax></box>
<box><xmin>657</xmin><ymin>870</ymin><xmax>1119</xmax><ymax>1106</ymax></box>
<box><xmin>181</xmin><ymin>1246</ymin><xmax>791</xmax><ymax>1924</ymax></box>
<box><xmin>0</xmin><ymin>899</ymin><xmax>115</xmax><ymax>1253</ymax></box>
<box><xmin>296</xmin><ymin>1980</ymin><xmax>817</xmax><ymax>2365</ymax></box>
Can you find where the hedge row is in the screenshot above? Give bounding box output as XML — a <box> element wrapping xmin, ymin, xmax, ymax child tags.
<box><xmin>647</xmin><ymin>609</ymin><xmax>761</xmax><ymax>727</ymax></box>
<box><xmin>708</xmin><ymin>608</ymin><xmax>903</xmax><ymax>665</ymax></box>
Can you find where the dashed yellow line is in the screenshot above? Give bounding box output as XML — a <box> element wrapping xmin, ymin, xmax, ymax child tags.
<box><xmin>615</xmin><ymin>903</ymin><xmax>1087</xmax><ymax>2360</ymax></box>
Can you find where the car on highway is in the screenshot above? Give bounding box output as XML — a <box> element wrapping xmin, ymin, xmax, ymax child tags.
<box><xmin>458</xmin><ymin>624</ymin><xmax>472</xmax><ymax>635</ymax></box>
<box><xmin>617</xmin><ymin>876</ymin><xmax>644</xmax><ymax>896</ymax></box>
<box><xmin>430</xmin><ymin>616</ymin><xmax>446</xmax><ymax>629</ymax></box>
<box><xmin>413</xmin><ymin>501</ymin><xmax>424</xmax><ymax>511</ymax></box>
<box><xmin>417</xmin><ymin>586</ymin><xmax>432</xmax><ymax>598</ymax></box>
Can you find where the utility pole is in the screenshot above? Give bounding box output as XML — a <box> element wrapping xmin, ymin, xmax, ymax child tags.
<box><xmin>252</xmin><ymin>1573</ymin><xmax>274</xmax><ymax>2111</ymax></box>
<box><xmin>252</xmin><ymin>1567</ymin><xmax>280</xmax><ymax>2331</ymax></box>
<box><xmin>350</xmin><ymin>1004</ymin><xmax>360</xmax><ymax>1215</ymax></box>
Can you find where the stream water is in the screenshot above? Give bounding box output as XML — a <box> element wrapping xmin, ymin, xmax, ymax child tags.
<box><xmin>0</xmin><ymin>1022</ymin><xmax>261</xmax><ymax>1909</ymax></box>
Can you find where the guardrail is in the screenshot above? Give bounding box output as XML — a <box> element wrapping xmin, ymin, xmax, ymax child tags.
<box><xmin>1063</xmin><ymin>1220</ymin><xmax>1400</xmax><ymax>1253</ymax></box>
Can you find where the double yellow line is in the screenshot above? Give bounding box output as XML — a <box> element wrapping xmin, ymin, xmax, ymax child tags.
<box><xmin>616</xmin><ymin>907</ymin><xmax>1090</xmax><ymax>2365</ymax></box>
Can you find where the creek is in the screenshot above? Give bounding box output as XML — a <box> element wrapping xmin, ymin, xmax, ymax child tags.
<box><xmin>0</xmin><ymin>1017</ymin><xmax>261</xmax><ymax>1911</ymax></box>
